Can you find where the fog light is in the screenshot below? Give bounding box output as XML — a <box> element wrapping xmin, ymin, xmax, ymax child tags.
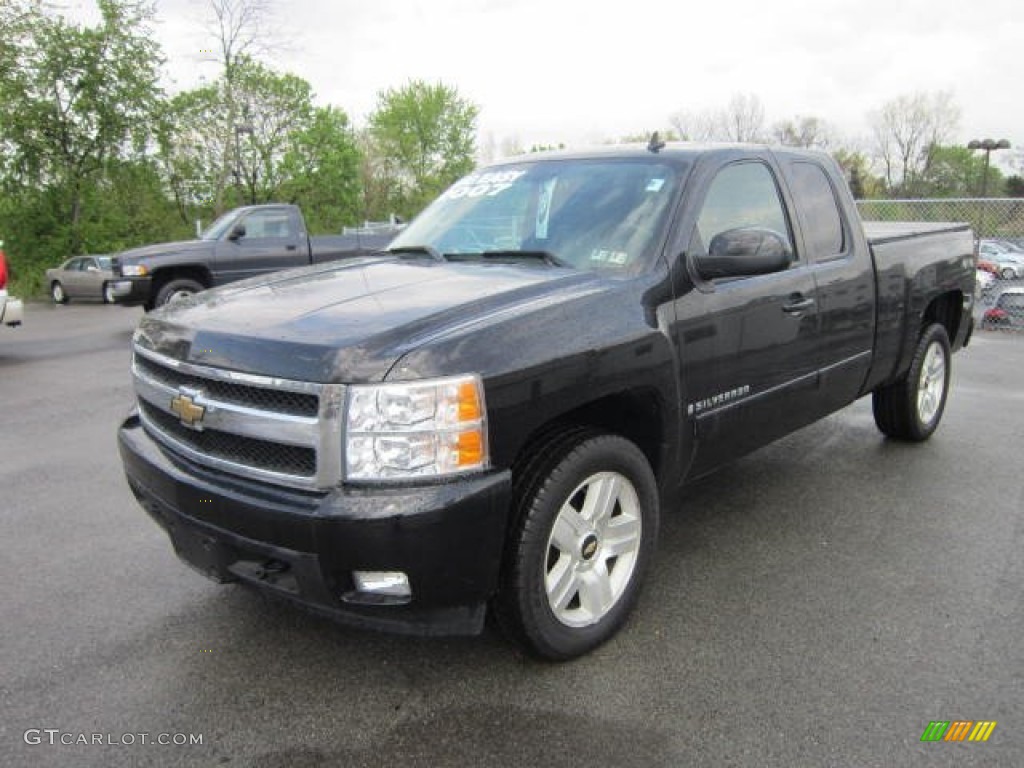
<box><xmin>353</xmin><ymin>571</ymin><xmax>411</xmax><ymax>599</ymax></box>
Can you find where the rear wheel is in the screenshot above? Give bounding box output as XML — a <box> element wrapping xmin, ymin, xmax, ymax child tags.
<box><xmin>154</xmin><ymin>277</ymin><xmax>204</xmax><ymax>308</ymax></box>
<box><xmin>872</xmin><ymin>323</ymin><xmax>951</xmax><ymax>441</ymax></box>
<box><xmin>496</xmin><ymin>430</ymin><xmax>658</xmax><ymax>660</ymax></box>
<box><xmin>51</xmin><ymin>281</ymin><xmax>68</xmax><ymax>304</ymax></box>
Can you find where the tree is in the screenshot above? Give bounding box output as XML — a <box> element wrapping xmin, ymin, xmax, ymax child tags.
<box><xmin>831</xmin><ymin>148</ymin><xmax>885</xmax><ymax>200</ymax></box>
<box><xmin>278</xmin><ymin>106</ymin><xmax>362</xmax><ymax>232</ymax></box>
<box><xmin>202</xmin><ymin>0</ymin><xmax>275</xmax><ymax>78</ymax></box>
<box><xmin>159</xmin><ymin>57</ymin><xmax>316</xmax><ymax>216</ymax></box>
<box><xmin>367</xmin><ymin>80</ymin><xmax>479</xmax><ymax>217</ymax></box>
<box><xmin>720</xmin><ymin>93</ymin><xmax>766</xmax><ymax>143</ymax></box>
<box><xmin>670</xmin><ymin>94</ymin><xmax>766</xmax><ymax>143</ymax></box>
<box><xmin>771</xmin><ymin>116</ymin><xmax>835</xmax><ymax>149</ymax></box>
<box><xmin>0</xmin><ymin>0</ymin><xmax>163</xmax><ymax>254</ymax></box>
<box><xmin>916</xmin><ymin>145</ymin><xmax>1001</xmax><ymax>198</ymax></box>
<box><xmin>232</xmin><ymin>58</ymin><xmax>314</xmax><ymax>204</ymax></box>
<box><xmin>668</xmin><ymin>110</ymin><xmax>718</xmax><ymax>142</ymax></box>
<box><xmin>198</xmin><ymin>0</ymin><xmax>279</xmax><ymax>212</ymax></box>
<box><xmin>869</xmin><ymin>91</ymin><xmax>961</xmax><ymax>196</ymax></box>
<box><xmin>157</xmin><ymin>84</ymin><xmax>227</xmax><ymax>225</ymax></box>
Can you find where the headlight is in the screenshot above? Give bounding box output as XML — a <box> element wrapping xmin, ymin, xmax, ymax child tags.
<box><xmin>121</xmin><ymin>264</ymin><xmax>148</xmax><ymax>276</ymax></box>
<box><xmin>345</xmin><ymin>374</ymin><xmax>488</xmax><ymax>482</ymax></box>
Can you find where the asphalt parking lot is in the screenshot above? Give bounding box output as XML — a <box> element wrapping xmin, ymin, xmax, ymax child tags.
<box><xmin>1</xmin><ymin>303</ymin><xmax>1021</xmax><ymax>767</ymax></box>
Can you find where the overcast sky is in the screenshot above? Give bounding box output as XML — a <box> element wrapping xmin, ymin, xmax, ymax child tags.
<box><xmin>66</xmin><ymin>0</ymin><xmax>1022</xmax><ymax>167</ymax></box>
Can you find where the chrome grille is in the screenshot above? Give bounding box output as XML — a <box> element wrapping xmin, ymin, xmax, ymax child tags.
<box><xmin>134</xmin><ymin>355</ymin><xmax>319</xmax><ymax>417</ymax></box>
<box><xmin>140</xmin><ymin>402</ymin><xmax>317</xmax><ymax>476</ymax></box>
<box><xmin>132</xmin><ymin>345</ymin><xmax>344</xmax><ymax>490</ymax></box>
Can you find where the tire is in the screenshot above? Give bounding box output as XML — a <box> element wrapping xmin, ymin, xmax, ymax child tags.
<box><xmin>1001</xmin><ymin>267</ymin><xmax>1016</xmax><ymax>280</ymax></box>
<box><xmin>872</xmin><ymin>323</ymin><xmax>951</xmax><ymax>442</ymax></box>
<box><xmin>102</xmin><ymin>282</ymin><xmax>115</xmax><ymax>304</ymax></box>
<box><xmin>495</xmin><ymin>430</ymin><xmax>659</xmax><ymax>660</ymax></box>
<box><xmin>154</xmin><ymin>277</ymin><xmax>204</xmax><ymax>308</ymax></box>
<box><xmin>51</xmin><ymin>281</ymin><xmax>68</xmax><ymax>304</ymax></box>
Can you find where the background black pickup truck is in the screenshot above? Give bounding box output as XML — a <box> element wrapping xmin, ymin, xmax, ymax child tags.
<box><xmin>119</xmin><ymin>145</ymin><xmax>975</xmax><ymax>660</ymax></box>
<box><xmin>112</xmin><ymin>204</ymin><xmax>399</xmax><ymax>309</ymax></box>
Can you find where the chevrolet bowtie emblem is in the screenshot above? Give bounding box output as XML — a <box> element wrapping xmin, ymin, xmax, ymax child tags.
<box><xmin>170</xmin><ymin>389</ymin><xmax>206</xmax><ymax>429</ymax></box>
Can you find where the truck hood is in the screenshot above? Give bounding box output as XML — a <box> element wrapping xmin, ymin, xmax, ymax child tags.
<box><xmin>118</xmin><ymin>239</ymin><xmax>212</xmax><ymax>262</ymax></box>
<box><xmin>133</xmin><ymin>257</ymin><xmax>607</xmax><ymax>382</ymax></box>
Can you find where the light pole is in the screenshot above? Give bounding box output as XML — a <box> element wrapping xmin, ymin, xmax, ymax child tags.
<box><xmin>967</xmin><ymin>138</ymin><xmax>1011</xmax><ymax>198</ymax></box>
<box><xmin>967</xmin><ymin>139</ymin><xmax>1010</xmax><ymax>240</ymax></box>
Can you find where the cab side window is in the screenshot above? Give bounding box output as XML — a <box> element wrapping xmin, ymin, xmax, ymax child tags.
<box><xmin>242</xmin><ymin>210</ymin><xmax>295</xmax><ymax>239</ymax></box>
<box><xmin>789</xmin><ymin>162</ymin><xmax>845</xmax><ymax>259</ymax></box>
<box><xmin>693</xmin><ymin>162</ymin><xmax>793</xmax><ymax>260</ymax></box>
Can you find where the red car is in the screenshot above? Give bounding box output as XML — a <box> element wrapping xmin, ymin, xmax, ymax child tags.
<box><xmin>977</xmin><ymin>259</ymin><xmax>1000</xmax><ymax>278</ymax></box>
<box><xmin>983</xmin><ymin>287</ymin><xmax>1024</xmax><ymax>329</ymax></box>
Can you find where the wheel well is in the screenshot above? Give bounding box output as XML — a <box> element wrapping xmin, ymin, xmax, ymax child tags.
<box><xmin>151</xmin><ymin>265</ymin><xmax>212</xmax><ymax>294</ymax></box>
<box><xmin>922</xmin><ymin>291</ymin><xmax>963</xmax><ymax>342</ymax></box>
<box><xmin>516</xmin><ymin>391</ymin><xmax>665</xmax><ymax>483</ymax></box>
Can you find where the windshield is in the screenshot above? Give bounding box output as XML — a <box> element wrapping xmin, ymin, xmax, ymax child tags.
<box><xmin>200</xmin><ymin>209</ymin><xmax>245</xmax><ymax>241</ymax></box>
<box><xmin>390</xmin><ymin>158</ymin><xmax>687</xmax><ymax>274</ymax></box>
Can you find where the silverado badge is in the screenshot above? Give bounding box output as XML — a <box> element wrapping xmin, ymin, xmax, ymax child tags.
<box><xmin>170</xmin><ymin>388</ymin><xmax>206</xmax><ymax>429</ymax></box>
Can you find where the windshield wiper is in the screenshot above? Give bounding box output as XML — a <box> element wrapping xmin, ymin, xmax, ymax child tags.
<box><xmin>451</xmin><ymin>250</ymin><xmax>573</xmax><ymax>268</ymax></box>
<box><xmin>386</xmin><ymin>245</ymin><xmax>446</xmax><ymax>262</ymax></box>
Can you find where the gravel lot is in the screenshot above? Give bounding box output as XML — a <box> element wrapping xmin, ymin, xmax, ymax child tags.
<box><xmin>1</xmin><ymin>303</ymin><xmax>1021</xmax><ymax>767</ymax></box>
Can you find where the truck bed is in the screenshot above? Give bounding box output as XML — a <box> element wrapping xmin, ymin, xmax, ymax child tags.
<box><xmin>863</xmin><ymin>221</ymin><xmax>972</xmax><ymax>245</ymax></box>
<box><xmin>860</xmin><ymin>220</ymin><xmax>976</xmax><ymax>394</ymax></box>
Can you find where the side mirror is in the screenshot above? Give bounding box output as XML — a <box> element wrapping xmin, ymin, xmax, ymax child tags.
<box><xmin>694</xmin><ymin>227</ymin><xmax>793</xmax><ymax>280</ymax></box>
<box><xmin>228</xmin><ymin>223</ymin><xmax>246</xmax><ymax>241</ymax></box>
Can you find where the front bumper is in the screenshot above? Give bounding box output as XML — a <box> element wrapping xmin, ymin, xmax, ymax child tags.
<box><xmin>110</xmin><ymin>276</ymin><xmax>152</xmax><ymax>305</ymax></box>
<box><xmin>1</xmin><ymin>294</ymin><xmax>23</xmax><ymax>326</ymax></box>
<box><xmin>118</xmin><ymin>413</ymin><xmax>512</xmax><ymax>635</ymax></box>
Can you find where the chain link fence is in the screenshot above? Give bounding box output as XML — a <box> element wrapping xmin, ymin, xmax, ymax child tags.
<box><xmin>857</xmin><ymin>198</ymin><xmax>1024</xmax><ymax>334</ymax></box>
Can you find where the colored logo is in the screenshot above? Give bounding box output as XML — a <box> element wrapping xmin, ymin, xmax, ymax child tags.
<box><xmin>170</xmin><ymin>388</ymin><xmax>206</xmax><ymax>429</ymax></box>
<box><xmin>921</xmin><ymin>721</ymin><xmax>997</xmax><ymax>742</ymax></box>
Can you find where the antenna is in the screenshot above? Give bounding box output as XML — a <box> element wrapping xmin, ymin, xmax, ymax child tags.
<box><xmin>647</xmin><ymin>131</ymin><xmax>666</xmax><ymax>153</ymax></box>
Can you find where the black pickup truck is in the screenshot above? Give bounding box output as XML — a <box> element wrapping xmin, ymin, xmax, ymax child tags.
<box><xmin>118</xmin><ymin>145</ymin><xmax>975</xmax><ymax>659</ymax></box>
<box><xmin>111</xmin><ymin>204</ymin><xmax>398</xmax><ymax>309</ymax></box>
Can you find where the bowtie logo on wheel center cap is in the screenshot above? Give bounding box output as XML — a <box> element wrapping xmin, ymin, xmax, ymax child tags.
<box><xmin>580</xmin><ymin>534</ymin><xmax>599</xmax><ymax>561</ymax></box>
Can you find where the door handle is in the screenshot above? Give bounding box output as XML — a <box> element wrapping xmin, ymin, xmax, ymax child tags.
<box><xmin>286</xmin><ymin>244</ymin><xmax>297</xmax><ymax>251</ymax></box>
<box><xmin>782</xmin><ymin>296</ymin><xmax>815</xmax><ymax>314</ymax></box>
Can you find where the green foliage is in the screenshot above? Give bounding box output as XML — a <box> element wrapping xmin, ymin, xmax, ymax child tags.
<box><xmin>916</xmin><ymin>145</ymin><xmax>1003</xmax><ymax>198</ymax></box>
<box><xmin>870</xmin><ymin>91</ymin><xmax>960</xmax><ymax>196</ymax></box>
<box><xmin>1006</xmin><ymin>176</ymin><xmax>1024</xmax><ymax>198</ymax></box>
<box><xmin>233</xmin><ymin>58</ymin><xmax>315</xmax><ymax>205</ymax></box>
<box><xmin>831</xmin><ymin>149</ymin><xmax>885</xmax><ymax>200</ymax></box>
<box><xmin>279</xmin><ymin>107</ymin><xmax>362</xmax><ymax>233</ymax></box>
<box><xmin>158</xmin><ymin>57</ymin><xmax>317</xmax><ymax>217</ymax></box>
<box><xmin>0</xmin><ymin>0</ymin><xmax>164</xmax><ymax>294</ymax></box>
<box><xmin>0</xmin><ymin>8</ymin><xmax>478</xmax><ymax>296</ymax></box>
<box><xmin>367</xmin><ymin>80</ymin><xmax>479</xmax><ymax>218</ymax></box>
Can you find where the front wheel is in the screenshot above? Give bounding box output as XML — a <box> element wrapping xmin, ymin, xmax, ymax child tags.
<box><xmin>1001</xmin><ymin>267</ymin><xmax>1017</xmax><ymax>280</ymax></box>
<box><xmin>872</xmin><ymin>323</ymin><xmax>951</xmax><ymax>441</ymax></box>
<box><xmin>51</xmin><ymin>281</ymin><xmax>68</xmax><ymax>304</ymax></box>
<box><xmin>496</xmin><ymin>431</ymin><xmax>659</xmax><ymax>660</ymax></box>
<box><xmin>102</xmin><ymin>282</ymin><xmax>116</xmax><ymax>304</ymax></box>
<box><xmin>154</xmin><ymin>278</ymin><xmax>204</xmax><ymax>308</ymax></box>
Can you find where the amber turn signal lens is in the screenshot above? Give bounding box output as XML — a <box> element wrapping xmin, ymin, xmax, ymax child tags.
<box><xmin>456</xmin><ymin>430</ymin><xmax>484</xmax><ymax>467</ymax></box>
<box><xmin>457</xmin><ymin>380</ymin><xmax>482</xmax><ymax>422</ymax></box>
